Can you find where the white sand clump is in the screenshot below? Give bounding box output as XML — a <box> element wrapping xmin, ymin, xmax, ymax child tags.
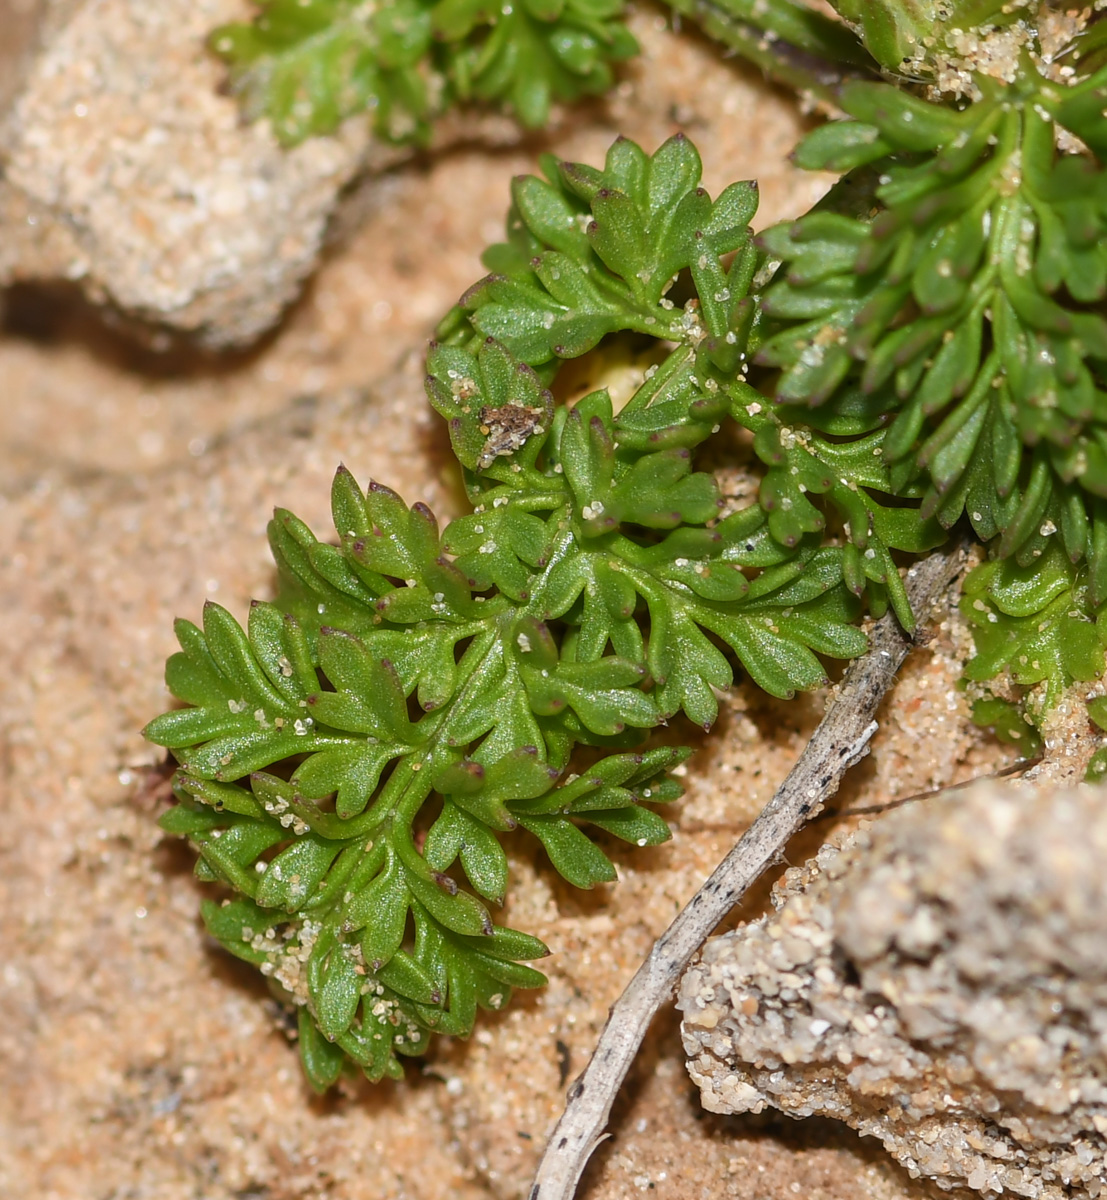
<box><xmin>681</xmin><ymin>780</ymin><xmax>1107</xmax><ymax>1199</ymax></box>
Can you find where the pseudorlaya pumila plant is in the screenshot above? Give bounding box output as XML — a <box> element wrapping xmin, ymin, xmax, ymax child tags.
<box><xmin>148</xmin><ymin>3</ymin><xmax>1107</xmax><ymax>1088</ymax></box>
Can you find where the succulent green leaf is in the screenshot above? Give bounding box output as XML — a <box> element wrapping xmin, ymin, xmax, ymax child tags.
<box><xmin>425</xmin><ymin>802</ymin><xmax>511</xmax><ymax>903</ymax></box>
<box><xmin>517</xmin><ymin>813</ymin><xmax>617</xmax><ymax>887</ymax></box>
<box><xmin>298</xmin><ymin>1006</ymin><xmax>348</xmax><ymax>1092</ymax></box>
<box><xmin>315</xmin><ymin>940</ymin><xmax>363</xmax><ymax>1040</ymax></box>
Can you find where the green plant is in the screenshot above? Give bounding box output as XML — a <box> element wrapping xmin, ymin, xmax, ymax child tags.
<box><xmin>147</xmin><ymin>136</ymin><xmax>879</xmax><ymax>1088</ymax></box>
<box><xmin>751</xmin><ymin>3</ymin><xmax>1107</xmax><ymax>749</ymax></box>
<box><xmin>211</xmin><ymin>0</ymin><xmax>638</xmax><ymax>144</ymax></box>
<box><xmin>209</xmin><ymin>0</ymin><xmax>876</xmax><ymax>144</ymax></box>
<box><xmin>152</xmin><ymin>4</ymin><xmax>1107</xmax><ymax>1091</ymax></box>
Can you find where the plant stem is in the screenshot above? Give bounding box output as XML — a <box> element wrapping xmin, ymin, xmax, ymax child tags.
<box><xmin>525</xmin><ymin>537</ymin><xmax>970</xmax><ymax>1200</ymax></box>
<box><xmin>660</xmin><ymin>0</ymin><xmax>875</xmax><ymax>110</ymax></box>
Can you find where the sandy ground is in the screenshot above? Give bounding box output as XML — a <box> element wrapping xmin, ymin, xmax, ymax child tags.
<box><xmin>0</xmin><ymin>8</ymin><xmax>1013</xmax><ymax>1199</ymax></box>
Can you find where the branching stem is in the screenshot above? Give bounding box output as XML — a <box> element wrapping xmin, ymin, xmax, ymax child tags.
<box><xmin>526</xmin><ymin>539</ymin><xmax>970</xmax><ymax>1200</ymax></box>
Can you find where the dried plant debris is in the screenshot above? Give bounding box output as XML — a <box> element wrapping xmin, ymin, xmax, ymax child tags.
<box><xmin>680</xmin><ymin>780</ymin><xmax>1107</xmax><ymax>1200</ymax></box>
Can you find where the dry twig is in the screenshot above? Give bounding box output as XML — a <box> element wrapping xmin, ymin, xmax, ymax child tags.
<box><xmin>527</xmin><ymin>541</ymin><xmax>970</xmax><ymax>1200</ymax></box>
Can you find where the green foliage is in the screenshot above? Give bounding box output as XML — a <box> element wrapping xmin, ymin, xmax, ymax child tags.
<box><xmin>209</xmin><ymin>0</ymin><xmax>886</xmax><ymax>146</ymax></box>
<box><xmin>160</xmin><ymin>3</ymin><xmax>1107</xmax><ymax>1083</ymax></box>
<box><xmin>823</xmin><ymin>1</ymin><xmax>1044</xmax><ymax>76</ymax></box>
<box><xmin>148</xmin><ymin>473</ymin><xmax>689</xmax><ymax>1083</ymax></box>
<box><xmin>966</xmin><ymin>695</ymin><xmax>1040</xmax><ymax>758</ymax></box>
<box><xmin>440</xmin><ymin>134</ymin><xmax>942</xmax><ymax>628</ymax></box>
<box><xmin>211</xmin><ymin>0</ymin><xmax>637</xmax><ymax>144</ymax></box>
<box><xmin>760</xmin><ymin>63</ymin><xmax>1107</xmax><ymax>583</ymax></box>
<box><xmin>659</xmin><ymin>0</ymin><xmax>875</xmax><ymax>111</ymax></box>
<box><xmin>961</xmin><ymin>543</ymin><xmax>1107</xmax><ymax>772</ymax></box>
<box><xmin>825</xmin><ymin>0</ymin><xmax>931</xmax><ymax>71</ymax></box>
<box><xmin>961</xmin><ymin>544</ymin><xmax>1107</xmax><ymax>717</ymax></box>
<box><xmin>748</xmin><ymin>12</ymin><xmax>1107</xmax><ymax>743</ymax></box>
<box><xmin>149</xmin><ymin>136</ymin><xmax>884</xmax><ymax>1085</ymax></box>
<box><xmin>441</xmin><ymin>133</ymin><xmax>760</xmax><ymax>375</ymax></box>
